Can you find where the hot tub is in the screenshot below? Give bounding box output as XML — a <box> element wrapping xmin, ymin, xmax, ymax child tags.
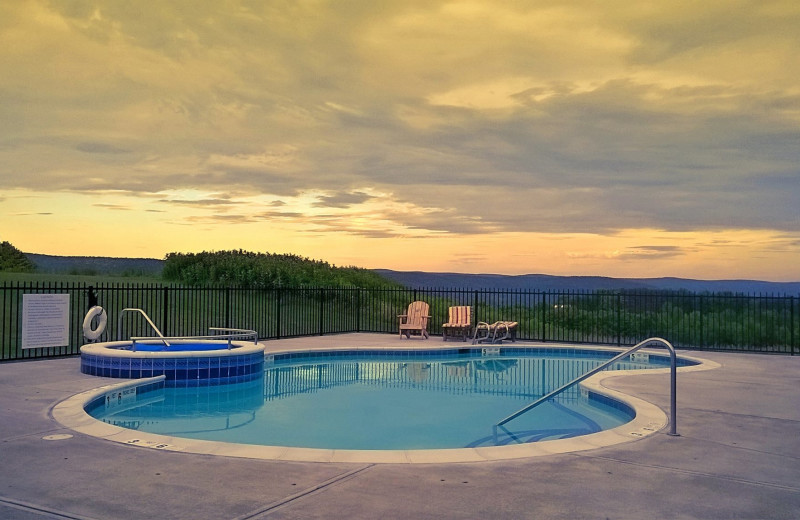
<box><xmin>80</xmin><ymin>340</ymin><xmax>265</xmax><ymax>386</ymax></box>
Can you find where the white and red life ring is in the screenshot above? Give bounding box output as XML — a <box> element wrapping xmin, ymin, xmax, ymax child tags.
<box><xmin>82</xmin><ymin>306</ymin><xmax>107</xmax><ymax>341</ymax></box>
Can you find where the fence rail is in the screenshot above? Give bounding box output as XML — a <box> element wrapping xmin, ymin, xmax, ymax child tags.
<box><xmin>1</xmin><ymin>282</ymin><xmax>797</xmax><ymax>361</ymax></box>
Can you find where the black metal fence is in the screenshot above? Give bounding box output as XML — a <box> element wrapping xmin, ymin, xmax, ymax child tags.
<box><xmin>1</xmin><ymin>282</ymin><xmax>797</xmax><ymax>361</ymax></box>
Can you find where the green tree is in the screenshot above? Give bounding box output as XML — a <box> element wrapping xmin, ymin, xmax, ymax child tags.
<box><xmin>0</xmin><ymin>241</ymin><xmax>35</xmax><ymax>272</ymax></box>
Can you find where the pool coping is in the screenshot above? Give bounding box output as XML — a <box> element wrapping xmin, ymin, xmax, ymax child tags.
<box><xmin>79</xmin><ymin>339</ymin><xmax>265</xmax><ymax>358</ymax></box>
<box><xmin>52</xmin><ymin>343</ymin><xmax>720</xmax><ymax>464</ymax></box>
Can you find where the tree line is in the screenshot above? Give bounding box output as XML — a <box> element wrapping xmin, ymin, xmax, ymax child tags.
<box><xmin>162</xmin><ymin>249</ymin><xmax>400</xmax><ymax>289</ymax></box>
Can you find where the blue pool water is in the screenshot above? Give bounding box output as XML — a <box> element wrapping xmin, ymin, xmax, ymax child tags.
<box><xmin>125</xmin><ymin>342</ymin><xmax>232</xmax><ymax>352</ymax></box>
<box><xmin>87</xmin><ymin>348</ymin><xmax>686</xmax><ymax>450</ymax></box>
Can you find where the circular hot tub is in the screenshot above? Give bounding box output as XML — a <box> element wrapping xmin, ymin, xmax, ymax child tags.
<box><xmin>80</xmin><ymin>340</ymin><xmax>265</xmax><ymax>386</ymax></box>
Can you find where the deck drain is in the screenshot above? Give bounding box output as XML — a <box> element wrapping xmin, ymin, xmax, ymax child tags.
<box><xmin>43</xmin><ymin>434</ymin><xmax>73</xmax><ymax>441</ymax></box>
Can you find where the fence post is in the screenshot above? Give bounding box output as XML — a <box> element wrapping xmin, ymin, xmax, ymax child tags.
<box><xmin>276</xmin><ymin>288</ymin><xmax>282</xmax><ymax>339</ymax></box>
<box><xmin>616</xmin><ymin>293</ymin><xmax>622</xmax><ymax>347</ymax></box>
<box><xmin>699</xmin><ymin>294</ymin><xmax>705</xmax><ymax>349</ymax></box>
<box><xmin>356</xmin><ymin>289</ymin><xmax>362</xmax><ymax>333</ymax></box>
<box><xmin>162</xmin><ymin>287</ymin><xmax>169</xmax><ymax>336</ymax></box>
<box><xmin>540</xmin><ymin>291</ymin><xmax>546</xmax><ymax>342</ymax></box>
<box><xmin>225</xmin><ymin>287</ymin><xmax>231</xmax><ymax>329</ymax></box>
<box><xmin>319</xmin><ymin>288</ymin><xmax>325</xmax><ymax>336</ymax></box>
<box><xmin>792</xmin><ymin>295</ymin><xmax>796</xmax><ymax>356</ymax></box>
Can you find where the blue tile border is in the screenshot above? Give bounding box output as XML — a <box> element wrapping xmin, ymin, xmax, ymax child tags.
<box><xmin>81</xmin><ymin>350</ymin><xmax>264</xmax><ymax>385</ymax></box>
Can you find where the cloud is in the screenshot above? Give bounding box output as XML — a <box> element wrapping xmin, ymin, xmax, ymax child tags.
<box><xmin>618</xmin><ymin>245</ymin><xmax>687</xmax><ymax>260</ymax></box>
<box><xmin>158</xmin><ymin>197</ymin><xmax>240</xmax><ymax>207</ymax></box>
<box><xmin>313</xmin><ymin>191</ymin><xmax>373</xmax><ymax>208</ymax></box>
<box><xmin>92</xmin><ymin>203</ymin><xmax>131</xmax><ymax>211</ymax></box>
<box><xmin>76</xmin><ymin>142</ymin><xmax>131</xmax><ymax>154</ymax></box>
<box><xmin>0</xmin><ymin>0</ymin><xmax>798</xmax><ymax>244</ymax></box>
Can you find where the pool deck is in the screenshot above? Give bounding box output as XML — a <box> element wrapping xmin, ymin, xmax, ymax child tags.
<box><xmin>1</xmin><ymin>334</ymin><xmax>799</xmax><ymax>519</ymax></box>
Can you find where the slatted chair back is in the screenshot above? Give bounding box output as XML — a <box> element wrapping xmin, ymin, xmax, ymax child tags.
<box><xmin>406</xmin><ymin>301</ymin><xmax>430</xmax><ymax>326</ymax></box>
<box><xmin>447</xmin><ymin>306</ymin><xmax>471</xmax><ymax>326</ymax></box>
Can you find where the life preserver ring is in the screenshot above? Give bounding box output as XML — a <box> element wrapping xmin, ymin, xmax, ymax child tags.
<box><xmin>83</xmin><ymin>306</ymin><xmax>107</xmax><ymax>341</ymax></box>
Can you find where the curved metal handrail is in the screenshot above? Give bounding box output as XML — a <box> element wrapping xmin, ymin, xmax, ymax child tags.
<box><xmin>494</xmin><ymin>337</ymin><xmax>678</xmax><ymax>436</ymax></box>
<box><xmin>130</xmin><ymin>328</ymin><xmax>258</xmax><ymax>351</ymax></box>
<box><xmin>118</xmin><ymin>308</ymin><xmax>170</xmax><ymax>347</ymax></box>
<box><xmin>118</xmin><ymin>308</ymin><xmax>258</xmax><ymax>351</ymax></box>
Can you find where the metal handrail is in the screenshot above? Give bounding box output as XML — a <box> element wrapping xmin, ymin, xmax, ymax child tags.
<box><xmin>494</xmin><ymin>337</ymin><xmax>679</xmax><ymax>437</ymax></box>
<box><xmin>130</xmin><ymin>328</ymin><xmax>258</xmax><ymax>351</ymax></box>
<box><xmin>209</xmin><ymin>327</ymin><xmax>259</xmax><ymax>345</ymax></box>
<box><xmin>117</xmin><ymin>308</ymin><xmax>170</xmax><ymax>347</ymax></box>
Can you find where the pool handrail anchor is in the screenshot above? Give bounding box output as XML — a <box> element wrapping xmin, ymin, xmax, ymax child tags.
<box><xmin>493</xmin><ymin>337</ymin><xmax>679</xmax><ymax>440</ymax></box>
<box><xmin>118</xmin><ymin>308</ymin><xmax>170</xmax><ymax>350</ymax></box>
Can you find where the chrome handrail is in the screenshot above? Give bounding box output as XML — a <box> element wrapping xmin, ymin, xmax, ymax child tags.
<box><xmin>208</xmin><ymin>327</ymin><xmax>259</xmax><ymax>345</ymax></box>
<box><xmin>130</xmin><ymin>328</ymin><xmax>258</xmax><ymax>351</ymax></box>
<box><xmin>494</xmin><ymin>337</ymin><xmax>678</xmax><ymax>437</ymax></box>
<box><xmin>118</xmin><ymin>308</ymin><xmax>170</xmax><ymax>348</ymax></box>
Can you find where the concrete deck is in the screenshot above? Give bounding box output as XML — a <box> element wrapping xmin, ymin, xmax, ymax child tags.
<box><xmin>1</xmin><ymin>334</ymin><xmax>798</xmax><ymax>519</ymax></box>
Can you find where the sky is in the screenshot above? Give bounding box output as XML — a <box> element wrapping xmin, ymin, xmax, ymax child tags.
<box><xmin>1</xmin><ymin>0</ymin><xmax>799</xmax><ymax>281</ymax></box>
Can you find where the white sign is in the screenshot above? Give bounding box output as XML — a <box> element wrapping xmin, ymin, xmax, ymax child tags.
<box><xmin>21</xmin><ymin>294</ymin><xmax>70</xmax><ymax>349</ymax></box>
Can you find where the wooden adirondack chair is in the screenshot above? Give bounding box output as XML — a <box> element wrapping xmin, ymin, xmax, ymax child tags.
<box><xmin>442</xmin><ymin>306</ymin><xmax>472</xmax><ymax>342</ymax></box>
<box><xmin>398</xmin><ymin>301</ymin><xmax>431</xmax><ymax>339</ymax></box>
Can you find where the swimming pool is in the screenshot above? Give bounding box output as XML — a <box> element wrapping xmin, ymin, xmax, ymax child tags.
<box><xmin>85</xmin><ymin>347</ymin><xmax>696</xmax><ymax>452</ymax></box>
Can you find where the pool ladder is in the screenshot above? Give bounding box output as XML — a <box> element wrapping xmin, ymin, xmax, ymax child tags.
<box><xmin>493</xmin><ymin>337</ymin><xmax>679</xmax><ymax>441</ymax></box>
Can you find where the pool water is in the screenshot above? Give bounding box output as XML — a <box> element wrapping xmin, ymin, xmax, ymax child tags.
<box><xmin>87</xmin><ymin>349</ymin><xmax>678</xmax><ymax>450</ymax></box>
<box><xmin>124</xmin><ymin>342</ymin><xmax>233</xmax><ymax>352</ymax></box>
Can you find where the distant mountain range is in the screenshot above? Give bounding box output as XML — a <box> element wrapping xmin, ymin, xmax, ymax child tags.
<box><xmin>25</xmin><ymin>253</ymin><xmax>164</xmax><ymax>275</ymax></box>
<box><xmin>375</xmin><ymin>270</ymin><xmax>800</xmax><ymax>295</ymax></box>
<box><xmin>22</xmin><ymin>253</ymin><xmax>800</xmax><ymax>294</ymax></box>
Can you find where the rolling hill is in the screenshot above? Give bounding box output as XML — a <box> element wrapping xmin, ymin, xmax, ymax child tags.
<box><xmin>25</xmin><ymin>253</ymin><xmax>164</xmax><ymax>276</ymax></box>
<box><xmin>374</xmin><ymin>270</ymin><xmax>800</xmax><ymax>295</ymax></box>
<box><xmin>20</xmin><ymin>253</ymin><xmax>800</xmax><ymax>294</ymax></box>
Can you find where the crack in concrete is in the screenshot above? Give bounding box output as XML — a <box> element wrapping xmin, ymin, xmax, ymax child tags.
<box><xmin>232</xmin><ymin>464</ymin><xmax>375</xmax><ymax>519</ymax></box>
<box><xmin>0</xmin><ymin>495</ymin><xmax>101</xmax><ymax>520</ymax></box>
<box><xmin>578</xmin><ymin>454</ymin><xmax>800</xmax><ymax>493</ymax></box>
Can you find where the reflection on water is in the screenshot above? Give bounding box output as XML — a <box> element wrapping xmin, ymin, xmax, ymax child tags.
<box><xmin>92</xmin><ymin>354</ymin><xmax>646</xmax><ymax>449</ymax></box>
<box><xmin>263</xmin><ymin>355</ymin><xmax>646</xmax><ymax>401</ymax></box>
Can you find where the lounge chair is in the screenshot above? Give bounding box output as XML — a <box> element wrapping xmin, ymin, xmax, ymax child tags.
<box><xmin>442</xmin><ymin>306</ymin><xmax>472</xmax><ymax>342</ymax></box>
<box><xmin>472</xmin><ymin>321</ymin><xmax>518</xmax><ymax>344</ymax></box>
<box><xmin>398</xmin><ymin>301</ymin><xmax>431</xmax><ymax>339</ymax></box>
